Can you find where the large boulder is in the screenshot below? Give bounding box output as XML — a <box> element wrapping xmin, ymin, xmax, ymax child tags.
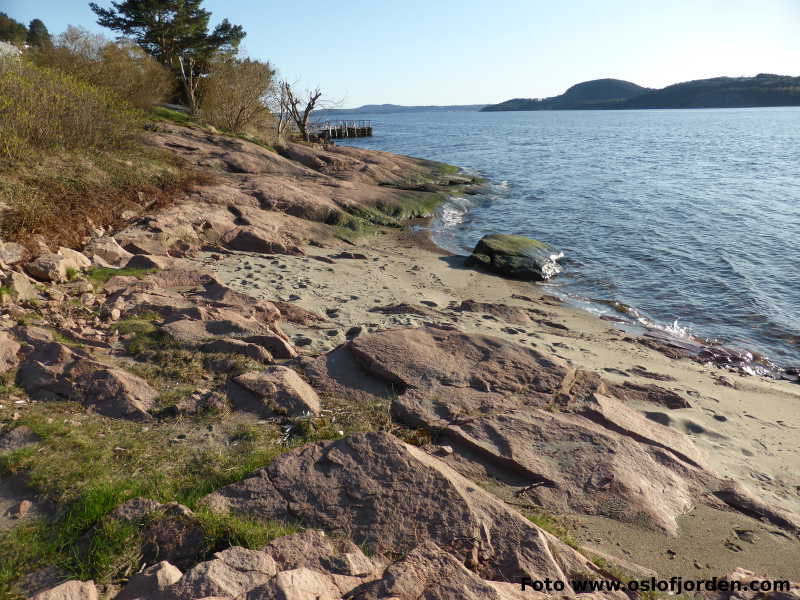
<box><xmin>234</xmin><ymin>367</ymin><xmax>321</xmax><ymax>416</ymax></box>
<box><xmin>74</xmin><ymin>367</ymin><xmax>156</xmax><ymax>421</ymax></box>
<box><xmin>25</xmin><ymin>248</ymin><xmax>90</xmax><ymax>282</ymax></box>
<box><xmin>16</xmin><ymin>342</ymin><xmax>156</xmax><ymax>420</ymax></box>
<box><xmin>167</xmin><ymin>546</ymin><xmax>278</xmax><ymax>600</ymax></box>
<box><xmin>26</xmin><ymin>253</ymin><xmax>74</xmax><ymax>282</ymax></box>
<box><xmin>31</xmin><ymin>580</ymin><xmax>98</xmax><ymax>600</ymax></box>
<box><xmin>115</xmin><ymin>561</ymin><xmax>182</xmax><ymax>600</ymax></box>
<box><xmin>0</xmin><ymin>241</ymin><xmax>27</xmax><ymax>265</ymax></box>
<box><xmin>201</xmin><ymin>432</ymin><xmax>602</xmax><ymax>585</ymax></box>
<box><xmin>245</xmin><ymin>568</ymin><xmax>341</xmax><ymax>600</ymax></box>
<box><xmin>467</xmin><ymin>234</ymin><xmax>562</xmax><ymax>280</ymax></box>
<box><xmin>3</xmin><ymin>270</ymin><xmax>39</xmax><ymax>301</ymax></box>
<box><xmin>166</xmin><ymin>531</ymin><xmax>380</xmax><ymax>600</ymax></box>
<box><xmin>351</xmin><ymin>542</ymin><xmax>533</xmax><ymax>600</ymax></box>
<box><xmin>83</xmin><ymin>236</ymin><xmax>134</xmax><ymax>267</ymax></box>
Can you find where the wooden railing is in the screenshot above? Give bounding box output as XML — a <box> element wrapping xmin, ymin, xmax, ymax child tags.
<box><xmin>309</xmin><ymin>120</ymin><xmax>373</xmax><ymax>139</ymax></box>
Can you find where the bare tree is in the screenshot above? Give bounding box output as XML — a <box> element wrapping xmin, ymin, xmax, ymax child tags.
<box><xmin>267</xmin><ymin>80</ymin><xmax>293</xmax><ymax>142</ymax></box>
<box><xmin>281</xmin><ymin>82</ymin><xmax>323</xmax><ymax>141</ymax></box>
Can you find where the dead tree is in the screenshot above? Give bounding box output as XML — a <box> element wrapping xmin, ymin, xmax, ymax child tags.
<box><xmin>281</xmin><ymin>82</ymin><xmax>323</xmax><ymax>141</ymax></box>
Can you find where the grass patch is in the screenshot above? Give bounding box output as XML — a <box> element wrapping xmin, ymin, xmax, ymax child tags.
<box><xmin>85</xmin><ymin>266</ymin><xmax>157</xmax><ymax>290</ymax></box>
<box><xmin>149</xmin><ymin>105</ymin><xmax>196</xmax><ymax>126</ymax></box>
<box><xmin>0</xmin><ymin>403</ymin><xmax>302</xmax><ymax>592</ymax></box>
<box><xmin>525</xmin><ymin>509</ymin><xmax>581</xmax><ymax>550</ymax></box>
<box><xmin>49</xmin><ymin>329</ymin><xmax>84</xmax><ymax>348</ymax></box>
<box><xmin>196</xmin><ymin>508</ymin><xmax>300</xmax><ymax>551</ymax></box>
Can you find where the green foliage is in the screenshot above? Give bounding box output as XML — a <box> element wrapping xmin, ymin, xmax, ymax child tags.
<box><xmin>200</xmin><ymin>56</ymin><xmax>275</xmax><ymax>134</ymax></box>
<box><xmin>0</xmin><ymin>59</ymin><xmax>142</xmax><ymax>160</ymax></box>
<box><xmin>0</xmin><ymin>12</ymin><xmax>27</xmax><ymax>45</ymax></box>
<box><xmin>150</xmin><ymin>105</ymin><xmax>195</xmax><ymax>125</ymax></box>
<box><xmin>34</xmin><ymin>26</ymin><xmax>173</xmax><ymax>110</ymax></box>
<box><xmin>90</xmin><ymin>0</ymin><xmax>246</xmax><ymax>112</ymax></box>
<box><xmin>26</xmin><ymin>19</ymin><xmax>51</xmax><ymax>48</ymax></box>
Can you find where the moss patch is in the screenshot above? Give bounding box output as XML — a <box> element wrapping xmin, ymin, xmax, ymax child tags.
<box><xmin>86</xmin><ymin>266</ymin><xmax>158</xmax><ymax>290</ymax></box>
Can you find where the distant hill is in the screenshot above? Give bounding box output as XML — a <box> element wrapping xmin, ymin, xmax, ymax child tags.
<box><xmin>481</xmin><ymin>74</ymin><xmax>800</xmax><ymax>111</ymax></box>
<box><xmin>482</xmin><ymin>79</ymin><xmax>648</xmax><ymax>111</ymax></box>
<box><xmin>622</xmin><ymin>74</ymin><xmax>800</xmax><ymax>109</ymax></box>
<box><xmin>315</xmin><ymin>103</ymin><xmax>486</xmax><ymax>116</ymax></box>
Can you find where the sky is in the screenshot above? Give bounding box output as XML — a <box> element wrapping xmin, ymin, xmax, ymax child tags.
<box><xmin>4</xmin><ymin>0</ymin><xmax>800</xmax><ymax>107</ymax></box>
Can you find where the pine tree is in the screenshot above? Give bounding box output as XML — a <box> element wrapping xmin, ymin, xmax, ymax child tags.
<box><xmin>26</xmin><ymin>19</ymin><xmax>52</xmax><ymax>47</ymax></box>
<box><xmin>89</xmin><ymin>0</ymin><xmax>245</xmax><ymax>113</ymax></box>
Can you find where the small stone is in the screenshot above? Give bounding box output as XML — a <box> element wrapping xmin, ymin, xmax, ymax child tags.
<box><xmin>12</xmin><ymin>499</ymin><xmax>33</xmax><ymax>519</ymax></box>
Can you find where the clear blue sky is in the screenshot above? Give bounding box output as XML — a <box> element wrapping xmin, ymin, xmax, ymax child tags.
<box><xmin>5</xmin><ymin>0</ymin><xmax>800</xmax><ymax>107</ymax></box>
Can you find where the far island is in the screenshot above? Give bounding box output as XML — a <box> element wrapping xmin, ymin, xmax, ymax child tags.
<box><xmin>482</xmin><ymin>74</ymin><xmax>800</xmax><ymax>111</ymax></box>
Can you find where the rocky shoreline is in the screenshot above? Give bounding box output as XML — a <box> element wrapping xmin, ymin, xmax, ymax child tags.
<box><xmin>1</xmin><ymin>122</ymin><xmax>799</xmax><ymax>598</ymax></box>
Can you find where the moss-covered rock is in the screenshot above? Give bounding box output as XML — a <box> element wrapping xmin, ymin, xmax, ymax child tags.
<box><xmin>467</xmin><ymin>234</ymin><xmax>562</xmax><ymax>280</ymax></box>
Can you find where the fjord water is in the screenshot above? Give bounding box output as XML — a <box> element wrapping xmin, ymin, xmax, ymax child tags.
<box><xmin>342</xmin><ymin>108</ymin><xmax>800</xmax><ymax>367</ymax></box>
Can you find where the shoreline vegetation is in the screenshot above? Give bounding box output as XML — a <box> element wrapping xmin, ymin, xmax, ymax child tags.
<box><xmin>1</xmin><ymin>5</ymin><xmax>800</xmax><ymax>600</ymax></box>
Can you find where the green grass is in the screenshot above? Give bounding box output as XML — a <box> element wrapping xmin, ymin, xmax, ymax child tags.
<box><xmin>525</xmin><ymin>509</ymin><xmax>581</xmax><ymax>550</ymax></box>
<box><xmin>149</xmin><ymin>106</ymin><xmax>195</xmax><ymax>126</ymax></box>
<box><xmin>85</xmin><ymin>266</ymin><xmax>158</xmax><ymax>290</ymax></box>
<box><xmin>49</xmin><ymin>329</ymin><xmax>84</xmax><ymax>348</ymax></box>
<box><xmin>196</xmin><ymin>508</ymin><xmax>300</xmax><ymax>550</ymax></box>
<box><xmin>0</xmin><ymin>402</ymin><xmax>312</xmax><ymax>594</ymax></box>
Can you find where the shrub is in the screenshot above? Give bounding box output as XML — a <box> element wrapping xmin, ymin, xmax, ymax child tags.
<box><xmin>33</xmin><ymin>26</ymin><xmax>173</xmax><ymax>109</ymax></box>
<box><xmin>199</xmin><ymin>56</ymin><xmax>276</xmax><ymax>135</ymax></box>
<box><xmin>0</xmin><ymin>59</ymin><xmax>140</xmax><ymax>159</ymax></box>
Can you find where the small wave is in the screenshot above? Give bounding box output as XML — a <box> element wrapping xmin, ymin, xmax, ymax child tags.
<box><xmin>541</xmin><ymin>251</ymin><xmax>565</xmax><ymax>280</ymax></box>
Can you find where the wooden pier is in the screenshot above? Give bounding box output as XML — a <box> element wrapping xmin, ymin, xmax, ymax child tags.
<box><xmin>309</xmin><ymin>120</ymin><xmax>373</xmax><ymax>141</ymax></box>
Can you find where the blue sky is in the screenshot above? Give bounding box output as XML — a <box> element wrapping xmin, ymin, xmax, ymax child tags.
<box><xmin>5</xmin><ymin>0</ymin><xmax>800</xmax><ymax>107</ymax></box>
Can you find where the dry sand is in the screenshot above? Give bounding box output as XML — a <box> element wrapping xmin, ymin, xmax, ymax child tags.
<box><xmin>191</xmin><ymin>225</ymin><xmax>800</xmax><ymax>579</ymax></box>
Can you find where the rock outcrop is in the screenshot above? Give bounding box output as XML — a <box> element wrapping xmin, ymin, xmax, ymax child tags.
<box><xmin>308</xmin><ymin>327</ymin><xmax>800</xmax><ymax>538</ymax></box>
<box><xmin>202</xmin><ymin>432</ymin><xmax>603</xmax><ymax>585</ymax></box>
<box><xmin>467</xmin><ymin>234</ymin><xmax>562</xmax><ymax>280</ymax></box>
<box><xmin>233</xmin><ymin>367</ymin><xmax>321</xmax><ymax>416</ymax></box>
<box><xmin>0</xmin><ymin>330</ymin><xmax>20</xmax><ymax>374</ymax></box>
<box><xmin>31</xmin><ymin>580</ymin><xmax>98</xmax><ymax>600</ymax></box>
<box><xmin>16</xmin><ymin>341</ymin><xmax>156</xmax><ymax>421</ymax></box>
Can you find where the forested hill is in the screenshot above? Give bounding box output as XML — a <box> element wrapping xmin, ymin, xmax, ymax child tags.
<box><xmin>482</xmin><ymin>74</ymin><xmax>800</xmax><ymax>111</ymax></box>
<box><xmin>481</xmin><ymin>78</ymin><xmax>648</xmax><ymax>111</ymax></box>
<box><xmin>316</xmin><ymin>104</ymin><xmax>486</xmax><ymax>116</ymax></box>
<box><xmin>623</xmin><ymin>74</ymin><xmax>800</xmax><ymax>108</ymax></box>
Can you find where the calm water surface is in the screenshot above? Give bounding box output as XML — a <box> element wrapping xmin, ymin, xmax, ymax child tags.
<box><xmin>341</xmin><ymin>108</ymin><xmax>800</xmax><ymax>367</ymax></box>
